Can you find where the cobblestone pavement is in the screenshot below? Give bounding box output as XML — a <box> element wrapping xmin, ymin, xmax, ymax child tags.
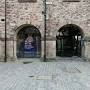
<box><xmin>0</xmin><ymin>59</ymin><xmax>90</xmax><ymax>90</ymax></box>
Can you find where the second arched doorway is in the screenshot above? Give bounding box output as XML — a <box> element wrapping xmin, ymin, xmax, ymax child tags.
<box><xmin>17</xmin><ymin>25</ymin><xmax>41</xmax><ymax>58</ymax></box>
<box><xmin>56</xmin><ymin>24</ymin><xmax>84</xmax><ymax>57</ymax></box>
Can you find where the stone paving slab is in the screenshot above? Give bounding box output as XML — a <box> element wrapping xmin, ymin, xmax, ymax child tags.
<box><xmin>0</xmin><ymin>60</ymin><xmax>90</xmax><ymax>90</ymax></box>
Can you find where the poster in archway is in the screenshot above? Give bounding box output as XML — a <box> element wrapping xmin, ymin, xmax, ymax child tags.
<box><xmin>24</xmin><ymin>36</ymin><xmax>36</xmax><ymax>57</ymax></box>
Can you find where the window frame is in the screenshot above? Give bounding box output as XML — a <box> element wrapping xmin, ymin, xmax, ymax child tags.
<box><xmin>18</xmin><ymin>0</ymin><xmax>37</xmax><ymax>3</ymax></box>
<box><xmin>63</xmin><ymin>0</ymin><xmax>80</xmax><ymax>2</ymax></box>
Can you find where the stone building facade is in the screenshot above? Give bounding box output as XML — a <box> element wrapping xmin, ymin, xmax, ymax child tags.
<box><xmin>0</xmin><ymin>0</ymin><xmax>90</xmax><ymax>61</ymax></box>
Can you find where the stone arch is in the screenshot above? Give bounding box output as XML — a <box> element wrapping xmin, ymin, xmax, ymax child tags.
<box><xmin>56</xmin><ymin>24</ymin><xmax>85</xmax><ymax>58</ymax></box>
<box><xmin>14</xmin><ymin>24</ymin><xmax>41</xmax><ymax>59</ymax></box>
<box><xmin>15</xmin><ymin>24</ymin><xmax>41</xmax><ymax>37</ymax></box>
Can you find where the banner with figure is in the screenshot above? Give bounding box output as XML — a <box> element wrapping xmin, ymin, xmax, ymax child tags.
<box><xmin>24</xmin><ymin>36</ymin><xmax>36</xmax><ymax>57</ymax></box>
<box><xmin>24</xmin><ymin>36</ymin><xmax>34</xmax><ymax>51</ymax></box>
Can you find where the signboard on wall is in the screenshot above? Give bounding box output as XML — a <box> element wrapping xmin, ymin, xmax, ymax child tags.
<box><xmin>18</xmin><ymin>0</ymin><xmax>37</xmax><ymax>3</ymax></box>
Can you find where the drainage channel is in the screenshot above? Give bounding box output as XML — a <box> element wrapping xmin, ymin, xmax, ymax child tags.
<box><xmin>23</xmin><ymin>62</ymin><xmax>33</xmax><ymax>64</ymax></box>
<box><xmin>28</xmin><ymin>75</ymin><xmax>53</xmax><ymax>80</ymax></box>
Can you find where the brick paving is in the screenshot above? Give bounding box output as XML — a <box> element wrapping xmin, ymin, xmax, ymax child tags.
<box><xmin>0</xmin><ymin>59</ymin><xmax>90</xmax><ymax>90</ymax></box>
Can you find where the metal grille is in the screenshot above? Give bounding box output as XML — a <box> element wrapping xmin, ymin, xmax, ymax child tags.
<box><xmin>56</xmin><ymin>36</ymin><xmax>82</xmax><ymax>57</ymax></box>
<box><xmin>17</xmin><ymin>26</ymin><xmax>41</xmax><ymax>58</ymax></box>
<box><xmin>56</xmin><ymin>24</ymin><xmax>83</xmax><ymax>57</ymax></box>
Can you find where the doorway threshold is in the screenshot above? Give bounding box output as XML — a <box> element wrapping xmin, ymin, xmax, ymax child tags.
<box><xmin>16</xmin><ymin>58</ymin><xmax>41</xmax><ymax>63</ymax></box>
<box><xmin>56</xmin><ymin>56</ymin><xmax>83</xmax><ymax>61</ymax></box>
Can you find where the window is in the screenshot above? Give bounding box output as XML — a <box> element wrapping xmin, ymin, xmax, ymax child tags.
<box><xmin>63</xmin><ymin>0</ymin><xmax>80</xmax><ymax>2</ymax></box>
<box><xmin>18</xmin><ymin>0</ymin><xmax>37</xmax><ymax>3</ymax></box>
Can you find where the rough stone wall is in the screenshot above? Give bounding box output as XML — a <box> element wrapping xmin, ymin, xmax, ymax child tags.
<box><xmin>46</xmin><ymin>0</ymin><xmax>90</xmax><ymax>37</ymax></box>
<box><xmin>0</xmin><ymin>0</ymin><xmax>5</xmax><ymax>61</ymax></box>
<box><xmin>0</xmin><ymin>1</ymin><xmax>5</xmax><ymax>37</ymax></box>
<box><xmin>6</xmin><ymin>0</ymin><xmax>44</xmax><ymax>36</ymax></box>
<box><xmin>6</xmin><ymin>0</ymin><xmax>44</xmax><ymax>60</ymax></box>
<box><xmin>46</xmin><ymin>0</ymin><xmax>90</xmax><ymax>59</ymax></box>
<box><xmin>0</xmin><ymin>0</ymin><xmax>90</xmax><ymax>61</ymax></box>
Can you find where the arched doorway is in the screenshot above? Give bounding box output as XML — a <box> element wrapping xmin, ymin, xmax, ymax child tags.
<box><xmin>56</xmin><ymin>24</ymin><xmax>84</xmax><ymax>57</ymax></box>
<box><xmin>17</xmin><ymin>25</ymin><xmax>41</xmax><ymax>58</ymax></box>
